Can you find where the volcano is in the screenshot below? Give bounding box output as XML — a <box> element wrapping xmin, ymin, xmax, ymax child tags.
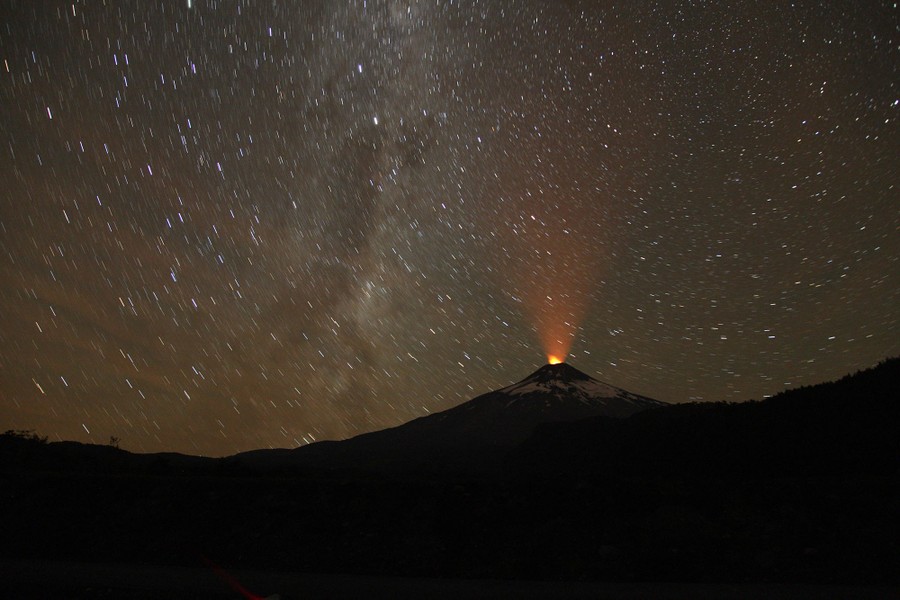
<box><xmin>237</xmin><ymin>362</ymin><xmax>665</xmax><ymax>474</ymax></box>
<box><xmin>410</xmin><ymin>362</ymin><xmax>666</xmax><ymax>447</ymax></box>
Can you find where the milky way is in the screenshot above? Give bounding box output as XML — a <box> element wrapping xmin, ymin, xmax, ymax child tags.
<box><xmin>1</xmin><ymin>1</ymin><xmax>897</xmax><ymax>455</ymax></box>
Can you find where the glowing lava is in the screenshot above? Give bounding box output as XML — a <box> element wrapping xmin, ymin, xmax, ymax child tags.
<box><xmin>547</xmin><ymin>355</ymin><xmax>564</xmax><ymax>365</ymax></box>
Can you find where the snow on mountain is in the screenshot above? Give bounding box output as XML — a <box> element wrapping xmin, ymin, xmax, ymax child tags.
<box><xmin>235</xmin><ymin>362</ymin><xmax>666</xmax><ymax>475</ymax></box>
<box><xmin>440</xmin><ymin>362</ymin><xmax>664</xmax><ymax>423</ymax></box>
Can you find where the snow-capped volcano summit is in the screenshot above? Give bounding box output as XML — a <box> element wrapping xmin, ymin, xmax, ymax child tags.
<box><xmin>238</xmin><ymin>362</ymin><xmax>667</xmax><ymax>474</ymax></box>
<box><xmin>513</xmin><ymin>362</ymin><xmax>594</xmax><ymax>382</ymax></box>
<box><xmin>429</xmin><ymin>362</ymin><xmax>665</xmax><ymax>446</ymax></box>
<box><xmin>497</xmin><ymin>362</ymin><xmax>662</xmax><ymax>415</ymax></box>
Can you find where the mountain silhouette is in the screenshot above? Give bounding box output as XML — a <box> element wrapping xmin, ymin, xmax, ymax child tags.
<box><xmin>237</xmin><ymin>362</ymin><xmax>664</xmax><ymax>474</ymax></box>
<box><xmin>2</xmin><ymin>359</ymin><xmax>898</xmax><ymax>586</ymax></box>
<box><xmin>511</xmin><ymin>357</ymin><xmax>900</xmax><ymax>480</ymax></box>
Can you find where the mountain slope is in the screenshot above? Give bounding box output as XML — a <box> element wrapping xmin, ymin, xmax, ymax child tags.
<box><xmin>237</xmin><ymin>362</ymin><xmax>664</xmax><ymax>474</ymax></box>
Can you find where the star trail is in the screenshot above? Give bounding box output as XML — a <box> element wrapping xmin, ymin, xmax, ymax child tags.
<box><xmin>1</xmin><ymin>1</ymin><xmax>896</xmax><ymax>455</ymax></box>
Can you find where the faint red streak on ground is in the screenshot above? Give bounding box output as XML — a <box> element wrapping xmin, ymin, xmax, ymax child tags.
<box><xmin>200</xmin><ymin>554</ymin><xmax>265</xmax><ymax>600</ymax></box>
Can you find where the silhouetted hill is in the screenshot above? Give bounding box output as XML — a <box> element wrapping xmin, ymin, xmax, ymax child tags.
<box><xmin>509</xmin><ymin>357</ymin><xmax>900</xmax><ymax>480</ymax></box>
<box><xmin>0</xmin><ymin>431</ymin><xmax>217</xmax><ymax>475</ymax></box>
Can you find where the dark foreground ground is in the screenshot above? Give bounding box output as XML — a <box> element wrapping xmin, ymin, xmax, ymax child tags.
<box><xmin>3</xmin><ymin>470</ymin><xmax>898</xmax><ymax>585</ymax></box>
<box><xmin>3</xmin><ymin>561</ymin><xmax>898</xmax><ymax>600</ymax></box>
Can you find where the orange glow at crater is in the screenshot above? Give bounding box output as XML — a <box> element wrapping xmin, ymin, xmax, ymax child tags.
<box><xmin>547</xmin><ymin>355</ymin><xmax>563</xmax><ymax>365</ymax></box>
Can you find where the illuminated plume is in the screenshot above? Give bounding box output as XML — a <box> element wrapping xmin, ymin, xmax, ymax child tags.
<box><xmin>529</xmin><ymin>290</ymin><xmax>584</xmax><ymax>365</ymax></box>
<box><xmin>493</xmin><ymin>182</ymin><xmax>610</xmax><ymax>367</ymax></box>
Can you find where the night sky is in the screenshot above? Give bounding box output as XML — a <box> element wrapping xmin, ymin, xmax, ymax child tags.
<box><xmin>2</xmin><ymin>1</ymin><xmax>897</xmax><ymax>456</ymax></box>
